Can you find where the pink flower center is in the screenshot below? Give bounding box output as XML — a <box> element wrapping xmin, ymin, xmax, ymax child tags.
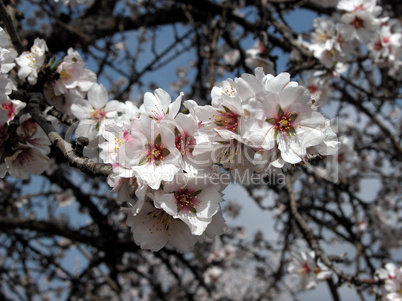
<box><xmin>139</xmin><ymin>134</ymin><xmax>170</xmax><ymax>166</ymax></box>
<box><xmin>302</xmin><ymin>263</ymin><xmax>312</xmax><ymax>274</ymax></box>
<box><xmin>353</xmin><ymin>4</ymin><xmax>365</xmax><ymax>12</ymax></box>
<box><xmin>1</xmin><ymin>102</ymin><xmax>15</xmax><ymax>122</ymax></box>
<box><xmin>337</xmin><ymin>34</ymin><xmax>345</xmax><ymax>44</ymax></box>
<box><xmin>338</xmin><ymin>153</ymin><xmax>346</xmax><ymax>163</ymax></box>
<box><xmin>174</xmin><ymin>188</ymin><xmax>201</xmax><ymax>214</ymax></box>
<box><xmin>382</xmin><ymin>36</ymin><xmax>390</xmax><ymax>44</ymax></box>
<box><xmin>269</xmin><ymin>109</ymin><xmax>298</xmax><ymax>138</ymax></box>
<box><xmin>308</xmin><ymin>85</ymin><xmax>318</xmax><ymax>94</ymax></box>
<box><xmin>351</xmin><ymin>16</ymin><xmax>365</xmax><ymax>29</ymax></box>
<box><xmin>90</xmin><ymin>108</ymin><xmax>106</xmax><ymax>123</ymax></box>
<box><xmin>147</xmin><ymin>209</ymin><xmax>172</xmax><ymax>232</ymax></box>
<box><xmin>213</xmin><ymin>110</ymin><xmax>239</xmax><ymax>132</ymax></box>
<box><xmin>175</xmin><ymin>131</ymin><xmax>196</xmax><ymax>156</ymax></box>
<box><xmin>373</xmin><ymin>40</ymin><xmax>383</xmax><ymax>51</ymax></box>
<box><xmin>146</xmin><ymin>143</ymin><xmax>167</xmax><ymax>164</ymax></box>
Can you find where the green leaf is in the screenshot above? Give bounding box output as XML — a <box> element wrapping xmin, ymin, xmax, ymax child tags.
<box><xmin>290</xmin><ymin>113</ymin><xmax>298</xmax><ymax>122</ymax></box>
<box><xmin>277</xmin><ymin>106</ymin><xmax>284</xmax><ymax>116</ymax></box>
<box><xmin>154</xmin><ymin>133</ymin><xmax>161</xmax><ymax>145</ymax></box>
<box><xmin>174</xmin><ymin>127</ymin><xmax>181</xmax><ymax>136</ymax></box>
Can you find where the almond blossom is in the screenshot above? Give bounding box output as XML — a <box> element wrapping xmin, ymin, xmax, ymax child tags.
<box><xmin>287</xmin><ymin>250</ymin><xmax>332</xmax><ymax>290</ymax></box>
<box><xmin>0</xmin><ymin>75</ymin><xmax>26</xmax><ymax>123</ymax></box>
<box><xmin>71</xmin><ymin>83</ymin><xmax>126</xmax><ymax>140</ymax></box>
<box><xmin>189</xmin><ymin>76</ymin><xmax>258</xmax><ymax>182</ymax></box>
<box><xmin>105</xmin><ymin>114</ymin><xmax>182</xmax><ymax>190</ymax></box>
<box><xmin>0</xmin><ymin>27</ymin><xmax>17</xmax><ymax>74</ymax></box>
<box><xmin>375</xmin><ymin>264</ymin><xmax>402</xmax><ymax>301</ymax></box>
<box><xmin>142</xmin><ymin>88</ymin><xmax>183</xmax><ymax>121</ymax></box>
<box><xmin>241</xmin><ymin>70</ymin><xmax>339</xmax><ymax>169</ymax></box>
<box><xmin>0</xmin><ymin>114</ymin><xmax>50</xmax><ymax>179</ymax></box>
<box><xmin>368</xmin><ymin>23</ymin><xmax>402</xmax><ymax>65</ymax></box>
<box><xmin>152</xmin><ymin>172</ymin><xmax>226</xmax><ymax>235</ymax></box>
<box><xmin>53</xmin><ymin>48</ymin><xmax>97</xmax><ymax>97</ymax></box>
<box><xmin>15</xmin><ymin>38</ymin><xmax>48</xmax><ymax>85</ymax></box>
<box><xmin>121</xmin><ymin>200</ymin><xmax>226</xmax><ymax>252</ymax></box>
<box><xmin>336</xmin><ymin>0</ymin><xmax>382</xmax><ymax>43</ymax></box>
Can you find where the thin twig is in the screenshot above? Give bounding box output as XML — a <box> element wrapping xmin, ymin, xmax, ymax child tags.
<box><xmin>285</xmin><ymin>173</ymin><xmax>380</xmax><ymax>287</ymax></box>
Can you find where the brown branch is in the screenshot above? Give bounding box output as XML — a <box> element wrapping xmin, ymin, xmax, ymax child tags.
<box><xmin>333</xmin><ymin>83</ymin><xmax>402</xmax><ymax>157</ymax></box>
<box><xmin>10</xmin><ymin>90</ymin><xmax>112</xmax><ymax>177</ymax></box>
<box><xmin>0</xmin><ymin>0</ymin><xmax>23</xmax><ymax>54</ymax></box>
<box><xmin>285</xmin><ymin>173</ymin><xmax>380</xmax><ymax>287</ymax></box>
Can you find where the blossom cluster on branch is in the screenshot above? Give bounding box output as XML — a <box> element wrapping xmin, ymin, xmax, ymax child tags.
<box><xmin>0</xmin><ymin>0</ymin><xmax>401</xmax><ymax>299</ymax></box>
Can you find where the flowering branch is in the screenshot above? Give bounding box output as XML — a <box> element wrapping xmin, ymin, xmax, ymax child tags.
<box><xmin>286</xmin><ymin>173</ymin><xmax>380</xmax><ymax>287</ymax></box>
<box><xmin>10</xmin><ymin>91</ymin><xmax>112</xmax><ymax>177</ymax></box>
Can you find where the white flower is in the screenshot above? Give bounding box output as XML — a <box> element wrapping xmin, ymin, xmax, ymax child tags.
<box><xmin>242</xmin><ymin>70</ymin><xmax>338</xmax><ymax>168</ymax></box>
<box><xmin>105</xmin><ymin>115</ymin><xmax>182</xmax><ymax>190</ymax></box>
<box><xmin>172</xmin><ymin>112</ymin><xmax>200</xmax><ymax>174</ymax></box>
<box><xmin>375</xmin><ymin>263</ymin><xmax>397</xmax><ymax>281</ymax></box>
<box><xmin>383</xmin><ymin>267</ymin><xmax>402</xmax><ymax>301</ymax></box>
<box><xmin>204</xmin><ymin>266</ymin><xmax>223</xmax><ymax>285</ymax></box>
<box><xmin>152</xmin><ymin>172</ymin><xmax>225</xmax><ymax>235</ymax></box>
<box><xmin>15</xmin><ymin>38</ymin><xmax>48</xmax><ymax>85</ymax></box>
<box><xmin>121</xmin><ymin>201</ymin><xmax>199</xmax><ymax>252</ymax></box>
<box><xmin>223</xmin><ymin>48</ymin><xmax>240</xmax><ymax>67</ymax></box>
<box><xmin>303</xmin><ymin>74</ymin><xmax>333</xmax><ymax>106</ymax></box>
<box><xmin>0</xmin><ymin>27</ymin><xmax>17</xmax><ymax>74</ymax></box>
<box><xmin>0</xmin><ymin>114</ymin><xmax>50</xmax><ymax>179</ymax></box>
<box><xmin>310</xmin><ymin>18</ymin><xmax>337</xmax><ymax>51</ymax></box>
<box><xmin>71</xmin><ymin>83</ymin><xmax>125</xmax><ymax>140</ymax></box>
<box><xmin>1</xmin><ymin>99</ymin><xmax>26</xmax><ymax>123</ymax></box>
<box><xmin>309</xmin><ymin>18</ymin><xmax>354</xmax><ymax>67</ymax></box>
<box><xmin>191</xmin><ymin>76</ymin><xmax>258</xmax><ymax>182</ymax></box>
<box><xmin>245</xmin><ymin>43</ymin><xmax>275</xmax><ymax>75</ymax></box>
<box><xmin>142</xmin><ymin>88</ymin><xmax>182</xmax><ymax>121</ymax></box>
<box><xmin>53</xmin><ymin>48</ymin><xmax>97</xmax><ymax>97</ymax></box>
<box><xmin>288</xmin><ymin>250</ymin><xmax>332</xmax><ymax>290</ymax></box>
<box><xmin>336</xmin><ymin>0</ymin><xmax>382</xmax><ymax>43</ymax></box>
<box><xmin>0</xmin><ymin>75</ymin><xmax>26</xmax><ymax>123</ymax></box>
<box><xmin>375</xmin><ymin>264</ymin><xmax>402</xmax><ymax>301</ymax></box>
<box><xmin>368</xmin><ymin>24</ymin><xmax>402</xmax><ymax>64</ymax></box>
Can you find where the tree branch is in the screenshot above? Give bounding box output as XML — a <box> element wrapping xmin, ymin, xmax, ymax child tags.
<box><xmin>0</xmin><ymin>0</ymin><xmax>24</xmax><ymax>54</ymax></box>
<box><xmin>10</xmin><ymin>91</ymin><xmax>113</xmax><ymax>177</ymax></box>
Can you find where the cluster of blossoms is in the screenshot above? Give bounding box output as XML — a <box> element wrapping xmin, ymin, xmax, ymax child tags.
<box><xmin>89</xmin><ymin>68</ymin><xmax>338</xmax><ymax>251</ymax></box>
<box><xmin>0</xmin><ymin>22</ymin><xmax>340</xmax><ymax>251</ymax></box>
<box><xmin>0</xmin><ymin>33</ymin><xmax>51</xmax><ymax>178</ymax></box>
<box><xmin>0</xmin><ymin>33</ymin><xmax>98</xmax><ymax>179</ymax></box>
<box><xmin>375</xmin><ymin>263</ymin><xmax>402</xmax><ymax>301</ymax></box>
<box><xmin>305</xmin><ymin>0</ymin><xmax>402</xmax><ymax>73</ymax></box>
<box><xmin>290</xmin><ymin>0</ymin><xmax>401</xmax><ymax>108</ymax></box>
<box><xmin>287</xmin><ymin>250</ymin><xmax>332</xmax><ymax>290</ymax></box>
